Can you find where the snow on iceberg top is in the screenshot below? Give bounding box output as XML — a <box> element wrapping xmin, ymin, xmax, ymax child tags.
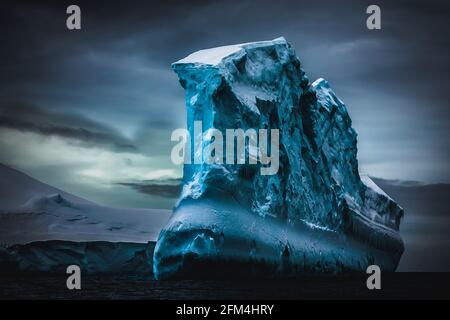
<box><xmin>174</xmin><ymin>37</ymin><xmax>287</xmax><ymax>66</ymax></box>
<box><xmin>311</xmin><ymin>77</ymin><xmax>346</xmax><ymax>110</ymax></box>
<box><xmin>360</xmin><ymin>174</ymin><xmax>390</xmax><ymax>199</ymax></box>
<box><xmin>311</xmin><ymin>77</ymin><xmax>329</xmax><ymax>89</ymax></box>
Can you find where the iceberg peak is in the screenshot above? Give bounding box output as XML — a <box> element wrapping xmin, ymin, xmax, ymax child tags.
<box><xmin>311</xmin><ymin>77</ymin><xmax>329</xmax><ymax>89</ymax></box>
<box><xmin>173</xmin><ymin>37</ymin><xmax>288</xmax><ymax>66</ymax></box>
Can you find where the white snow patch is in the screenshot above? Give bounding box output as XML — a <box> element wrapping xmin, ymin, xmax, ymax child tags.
<box><xmin>301</xmin><ymin>219</ymin><xmax>336</xmax><ymax>233</ymax></box>
<box><xmin>176</xmin><ymin>45</ymin><xmax>243</xmax><ymax>65</ymax></box>
<box><xmin>190</xmin><ymin>94</ymin><xmax>198</xmax><ymax>105</ymax></box>
<box><xmin>311</xmin><ymin>78</ymin><xmax>326</xmax><ymax>88</ymax></box>
<box><xmin>360</xmin><ymin>174</ymin><xmax>390</xmax><ymax>198</ymax></box>
<box><xmin>174</xmin><ymin>37</ymin><xmax>287</xmax><ymax>66</ymax></box>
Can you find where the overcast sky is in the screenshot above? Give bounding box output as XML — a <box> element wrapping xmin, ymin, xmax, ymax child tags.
<box><xmin>0</xmin><ymin>0</ymin><xmax>449</xmax><ymax>208</ymax></box>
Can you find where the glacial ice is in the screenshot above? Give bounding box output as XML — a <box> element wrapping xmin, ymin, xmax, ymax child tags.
<box><xmin>153</xmin><ymin>37</ymin><xmax>404</xmax><ymax>279</ymax></box>
<box><xmin>0</xmin><ymin>164</ymin><xmax>170</xmax><ymax>245</ymax></box>
<box><xmin>0</xmin><ymin>241</ymin><xmax>155</xmax><ymax>274</ymax></box>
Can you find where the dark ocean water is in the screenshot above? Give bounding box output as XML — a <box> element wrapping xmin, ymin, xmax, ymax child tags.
<box><xmin>0</xmin><ymin>273</ymin><xmax>449</xmax><ymax>300</ymax></box>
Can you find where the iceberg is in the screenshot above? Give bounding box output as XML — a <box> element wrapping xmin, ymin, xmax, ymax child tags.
<box><xmin>153</xmin><ymin>37</ymin><xmax>404</xmax><ymax>279</ymax></box>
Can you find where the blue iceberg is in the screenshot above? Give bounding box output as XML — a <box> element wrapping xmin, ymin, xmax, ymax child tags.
<box><xmin>153</xmin><ymin>37</ymin><xmax>404</xmax><ymax>279</ymax></box>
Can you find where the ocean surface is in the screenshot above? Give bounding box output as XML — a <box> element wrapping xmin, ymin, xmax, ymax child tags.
<box><xmin>1</xmin><ymin>273</ymin><xmax>449</xmax><ymax>300</ymax></box>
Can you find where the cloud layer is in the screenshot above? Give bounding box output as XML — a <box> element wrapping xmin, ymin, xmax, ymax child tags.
<box><xmin>0</xmin><ymin>0</ymin><xmax>449</xmax><ymax>208</ymax></box>
<box><xmin>0</xmin><ymin>103</ymin><xmax>137</xmax><ymax>152</ymax></box>
<box><xmin>117</xmin><ymin>178</ymin><xmax>182</xmax><ymax>198</ymax></box>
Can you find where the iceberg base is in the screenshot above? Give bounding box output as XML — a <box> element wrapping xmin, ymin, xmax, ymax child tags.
<box><xmin>153</xmin><ymin>198</ymin><xmax>401</xmax><ymax>280</ymax></box>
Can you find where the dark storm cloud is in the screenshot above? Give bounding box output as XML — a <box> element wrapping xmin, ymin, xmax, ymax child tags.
<box><xmin>1</xmin><ymin>0</ymin><xmax>449</xmax><ymax>181</ymax></box>
<box><xmin>1</xmin><ymin>0</ymin><xmax>188</xmax><ymax>138</ymax></box>
<box><xmin>0</xmin><ymin>102</ymin><xmax>137</xmax><ymax>152</ymax></box>
<box><xmin>0</xmin><ymin>0</ymin><xmax>449</xmax><ymax>197</ymax></box>
<box><xmin>116</xmin><ymin>178</ymin><xmax>181</xmax><ymax>198</ymax></box>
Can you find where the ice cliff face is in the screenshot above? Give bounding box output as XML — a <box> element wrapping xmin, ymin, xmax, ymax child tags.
<box><xmin>153</xmin><ymin>37</ymin><xmax>404</xmax><ymax>279</ymax></box>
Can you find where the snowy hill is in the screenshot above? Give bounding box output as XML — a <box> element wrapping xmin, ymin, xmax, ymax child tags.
<box><xmin>0</xmin><ymin>164</ymin><xmax>171</xmax><ymax>245</ymax></box>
